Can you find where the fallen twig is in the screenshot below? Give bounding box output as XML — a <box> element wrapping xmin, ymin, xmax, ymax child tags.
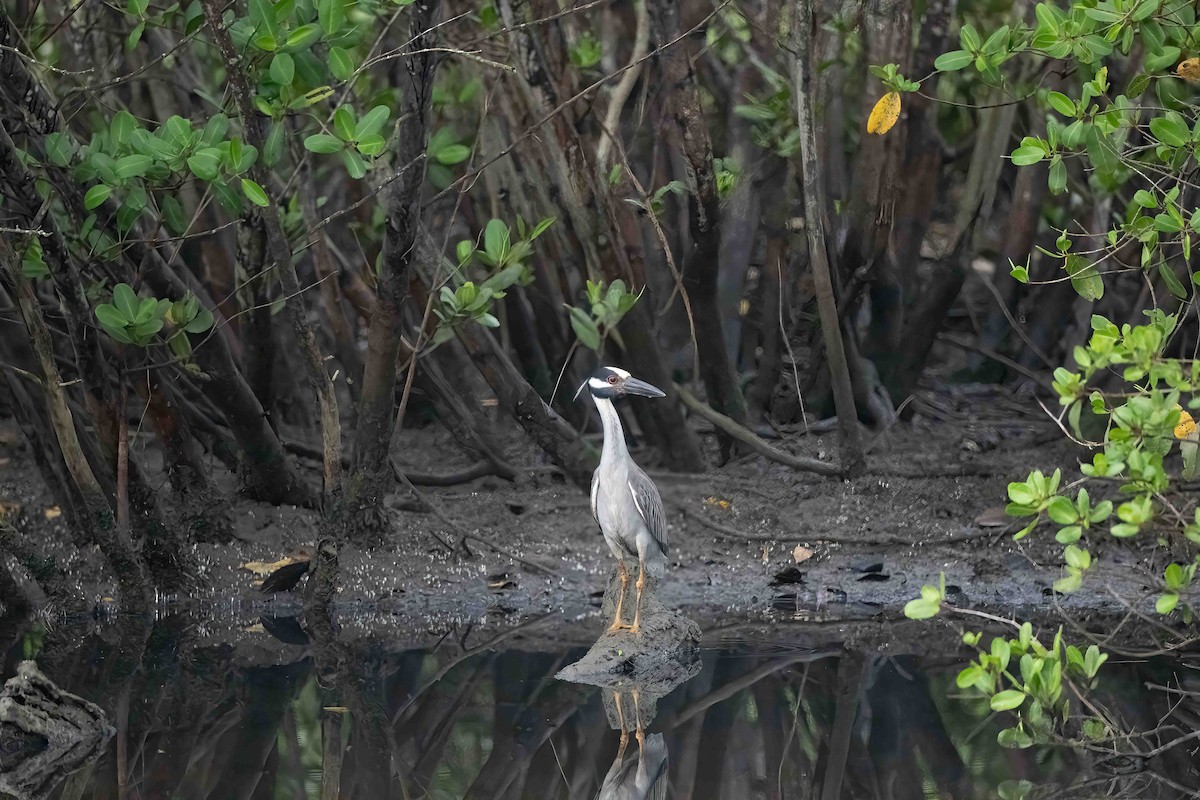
<box><xmin>673</xmin><ymin>384</ymin><xmax>842</xmax><ymax>477</ymax></box>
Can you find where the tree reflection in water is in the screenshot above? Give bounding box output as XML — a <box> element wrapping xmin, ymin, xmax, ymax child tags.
<box><xmin>0</xmin><ymin>611</ymin><xmax>1195</xmax><ymax>799</ymax></box>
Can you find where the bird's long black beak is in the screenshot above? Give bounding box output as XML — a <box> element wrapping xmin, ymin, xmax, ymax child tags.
<box><xmin>624</xmin><ymin>377</ymin><xmax>665</xmax><ymax>398</ymax></box>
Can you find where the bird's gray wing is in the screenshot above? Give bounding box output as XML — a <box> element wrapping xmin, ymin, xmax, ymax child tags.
<box><xmin>628</xmin><ymin>467</ymin><xmax>667</xmax><ymax>556</ymax></box>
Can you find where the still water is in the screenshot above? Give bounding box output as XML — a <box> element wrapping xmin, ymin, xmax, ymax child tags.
<box><xmin>0</xmin><ymin>612</ymin><xmax>1196</xmax><ymax>799</ymax></box>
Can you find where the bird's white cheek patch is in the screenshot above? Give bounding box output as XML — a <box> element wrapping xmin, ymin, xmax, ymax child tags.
<box><xmin>588</xmin><ymin>377</ymin><xmax>610</xmax><ymax>391</ymax></box>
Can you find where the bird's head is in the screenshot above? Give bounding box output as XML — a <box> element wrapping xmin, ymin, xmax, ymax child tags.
<box><xmin>575</xmin><ymin>366</ymin><xmax>666</xmax><ymax>401</ymax></box>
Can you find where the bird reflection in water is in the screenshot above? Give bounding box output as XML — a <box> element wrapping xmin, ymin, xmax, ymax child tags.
<box><xmin>598</xmin><ymin>687</ymin><xmax>669</xmax><ymax>800</ymax></box>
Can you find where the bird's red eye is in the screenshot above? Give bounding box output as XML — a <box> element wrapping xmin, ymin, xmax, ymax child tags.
<box><xmin>608</xmin><ymin>375</ymin><xmax>619</xmax><ymax>384</ymax></box>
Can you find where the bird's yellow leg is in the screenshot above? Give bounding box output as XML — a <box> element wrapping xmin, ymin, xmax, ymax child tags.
<box><xmin>630</xmin><ymin>561</ymin><xmax>646</xmax><ymax>634</ymax></box>
<box><xmin>614</xmin><ymin>691</ymin><xmax>629</xmax><ymax>755</ymax></box>
<box><xmin>633</xmin><ymin>688</ymin><xmax>644</xmax><ymax>750</ymax></box>
<box><xmin>607</xmin><ymin>562</ymin><xmax>630</xmax><ymax>631</ymax></box>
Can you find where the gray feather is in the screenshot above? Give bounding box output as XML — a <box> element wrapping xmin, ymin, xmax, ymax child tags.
<box><xmin>628</xmin><ymin>466</ymin><xmax>667</xmax><ymax>557</ymax></box>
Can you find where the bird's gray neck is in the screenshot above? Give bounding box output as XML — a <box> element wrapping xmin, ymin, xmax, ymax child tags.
<box><xmin>592</xmin><ymin>396</ymin><xmax>629</xmax><ymax>474</ymax></box>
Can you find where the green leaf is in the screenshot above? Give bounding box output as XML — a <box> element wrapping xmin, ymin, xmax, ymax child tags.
<box><xmin>1150</xmin><ymin>113</ymin><xmax>1189</xmax><ymax>148</ymax></box>
<box><xmin>1158</xmin><ymin>263</ymin><xmax>1187</xmax><ymax>300</ymax></box>
<box><xmin>483</xmin><ymin>219</ymin><xmax>509</xmax><ymax>263</ymax></box>
<box><xmin>43</xmin><ymin>132</ymin><xmax>73</xmax><ymax>167</ymax></box>
<box><xmin>903</xmin><ymin>597</ymin><xmax>940</xmax><ymax>620</ymax></box>
<box><xmin>168</xmin><ymin>332</ymin><xmax>193</xmax><ymax>359</ymax></box>
<box><xmin>1046</xmin><ymin>91</ymin><xmax>1074</xmax><ymax>117</ymax></box>
<box><xmin>959</xmin><ymin>23</ymin><xmax>981</xmax><ymax>52</ymax></box>
<box><xmin>110</xmin><ymin>111</ymin><xmax>137</xmax><ymax>145</ymax></box>
<box><xmin>328</xmin><ymin>46</ymin><xmax>355</xmax><ymax>81</ymax></box>
<box><xmin>126</xmin><ymin>20</ymin><xmax>145</xmax><ymax>50</ymax></box>
<box><xmin>112</xmin><ymin>283</ymin><xmax>139</xmax><ymax>319</ymax></box>
<box><xmin>568</xmin><ymin>306</ymin><xmax>601</xmax><ymax>350</ymax></box>
<box><xmin>1065</xmin><ymin>256</ymin><xmax>1103</xmax><ymax>301</ymax></box>
<box><xmin>356</xmin><ymin>134</ymin><xmax>386</xmax><ymax>156</ymax></box>
<box><xmin>1155</xmin><ymin>593</ymin><xmax>1178</xmax><ymax>615</ymax></box>
<box><xmin>955</xmin><ymin>665</ymin><xmax>984</xmax><ymax>689</ymax></box>
<box><xmin>269</xmin><ymin>52</ymin><xmax>295</xmax><ymax>85</ymax></box>
<box><xmin>1047</xmin><ymin>155</ymin><xmax>1066</xmax><ymax>196</ymax></box>
<box><xmin>249</xmin><ymin>0</ymin><xmax>279</xmax><ymax>39</ymax></box>
<box><xmin>333</xmin><ymin>106</ymin><xmax>356</xmax><ymax>142</ymax></box>
<box><xmin>184</xmin><ymin>307</ymin><xmax>214</xmax><ymax>333</ymax></box>
<box><xmin>84</xmin><ymin>184</ymin><xmax>113</xmax><ymax>210</ymax></box>
<box><xmin>263</xmin><ymin>122</ymin><xmax>285</xmax><ymax>166</ymax></box>
<box><xmin>96</xmin><ymin>304</ymin><xmax>128</xmax><ymax>330</ymax></box>
<box><xmin>211</xmin><ymin>180</ymin><xmax>243</xmax><ymax>214</ymax></box>
<box><xmin>435</xmin><ymin>144</ymin><xmax>470</xmax><ymax>166</ymax></box>
<box><xmin>304</xmin><ymin>134</ymin><xmax>344</xmax><ymax>154</ymax></box>
<box><xmin>997</xmin><ymin>726</ymin><xmax>1034</xmax><ymax>749</ymax></box>
<box><xmin>340</xmin><ymin>148</ymin><xmax>366</xmax><ymax>179</ymax></box>
<box><xmin>127</xmin><ymin>0</ymin><xmax>149</xmax><ymax>15</ymax></box>
<box><xmin>356</xmin><ymin>105</ymin><xmax>390</xmax><ymax>139</ymax></box>
<box><xmin>161</xmin><ymin>195</ymin><xmax>187</xmax><ymax>234</ymax></box>
<box><xmin>115</xmin><ymin>154</ymin><xmax>153</xmax><ymax>180</ymax></box>
<box><xmin>934</xmin><ymin>50</ymin><xmax>972</xmax><ymax>71</ymax></box>
<box><xmin>241</xmin><ymin>178</ymin><xmax>270</xmax><ymax>207</ymax></box>
<box><xmin>285</xmin><ymin>23</ymin><xmax>321</xmax><ymax>49</ymax></box>
<box><xmin>1011</xmin><ymin>145</ymin><xmax>1045</xmax><ymax>166</ymax></box>
<box><xmin>1046</xmin><ymin>496</ymin><xmax>1077</xmax><ymax>525</ymax></box>
<box><xmin>990</xmin><ymin>689</ymin><xmax>1026</xmax><ymax>712</ymax></box>
<box><xmin>318</xmin><ymin>0</ymin><xmax>344</xmax><ymax>35</ymax></box>
<box><xmin>187</xmin><ymin>150</ymin><xmax>222</xmax><ymax>181</ymax></box>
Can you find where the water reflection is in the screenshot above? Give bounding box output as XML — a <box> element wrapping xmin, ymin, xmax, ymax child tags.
<box><xmin>0</xmin><ymin>610</ymin><xmax>1195</xmax><ymax>799</ymax></box>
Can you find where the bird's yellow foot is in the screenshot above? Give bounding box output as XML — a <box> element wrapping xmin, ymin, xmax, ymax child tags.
<box><xmin>629</xmin><ymin>622</ymin><xmax>641</xmax><ymax>634</ymax></box>
<box><xmin>607</xmin><ymin>621</ymin><xmax>632</xmax><ymax>632</ymax></box>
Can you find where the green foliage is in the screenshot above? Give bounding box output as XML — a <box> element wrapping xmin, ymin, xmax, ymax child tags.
<box><xmin>303</xmin><ymin>105</ymin><xmax>391</xmax><ymax>178</ymax></box>
<box><xmin>566</xmin><ymin>279</ymin><xmax>641</xmax><ymax>352</ymax></box>
<box><xmin>734</xmin><ymin>66</ymin><xmax>801</xmax><ymax>157</ymax></box>
<box><xmin>956</xmin><ymin>624</ymin><xmax>1108</xmax><ymax>750</ymax></box>
<box><xmin>867</xmin><ymin>63</ymin><xmax>920</xmax><ymax>93</ymax></box>
<box><xmin>903</xmin><ymin>573</ymin><xmax>945</xmax><ymax>620</ymax></box>
<box><xmin>881</xmin><ymin>0</ymin><xmax>1200</xmax><ymax>624</ymax></box>
<box><xmin>568</xmin><ymin>32</ymin><xmax>602</xmax><ymax>69</ymax></box>
<box><xmin>426</xmin><ymin>127</ymin><xmax>472</xmax><ymax>189</ymax></box>
<box><xmin>705</xmin><ymin>7</ymin><xmax>751</xmax><ymax>65</ymax></box>
<box><xmin>94</xmin><ymin>284</ymin><xmax>214</xmax><ymax>363</ymax></box>
<box><xmin>714</xmin><ymin>157</ymin><xmax>740</xmax><ymax>200</ymax></box>
<box><xmin>21</xmin><ymin>238</ymin><xmax>49</xmax><ymax>280</ymax></box>
<box><xmin>95</xmin><ymin>284</ymin><xmax>169</xmax><ymax>346</ymax></box>
<box><xmin>432</xmin><ymin>217</ymin><xmax>556</xmax><ymax>346</ymax></box>
<box><xmin>625</xmin><ymin>180</ymin><xmax>688</xmax><ymax>216</ymax></box>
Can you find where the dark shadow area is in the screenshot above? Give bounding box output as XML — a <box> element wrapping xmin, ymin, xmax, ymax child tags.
<box><xmin>0</xmin><ymin>607</ymin><xmax>1194</xmax><ymax>799</ymax></box>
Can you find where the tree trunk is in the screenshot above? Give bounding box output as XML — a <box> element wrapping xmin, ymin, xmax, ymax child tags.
<box><xmin>200</xmin><ymin>0</ymin><xmax>342</xmax><ymax>515</ymax></box>
<box><xmin>0</xmin><ymin>239</ymin><xmax>149</xmax><ymax>610</ymax></box>
<box><xmin>346</xmin><ymin>0</ymin><xmax>440</xmax><ymax>537</ymax></box>
<box><xmin>648</xmin><ymin>1</ymin><xmax>747</xmax><ymax>430</ymax></box>
<box><xmin>791</xmin><ymin>0</ymin><xmax>863</xmax><ymax>471</ymax></box>
<box><xmin>847</xmin><ymin>0</ymin><xmax>914</xmax><ymax>382</ymax></box>
<box><xmin>0</xmin><ymin>13</ymin><xmax>310</xmax><ymax>507</ymax></box>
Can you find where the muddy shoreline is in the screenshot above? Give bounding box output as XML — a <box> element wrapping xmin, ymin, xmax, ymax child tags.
<box><xmin>0</xmin><ymin>388</ymin><xmax>1189</xmax><ymax>650</ymax></box>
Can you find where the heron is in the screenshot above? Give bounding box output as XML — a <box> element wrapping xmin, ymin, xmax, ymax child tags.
<box><xmin>600</xmin><ymin>689</ymin><xmax>668</xmax><ymax>800</ymax></box>
<box><xmin>576</xmin><ymin>366</ymin><xmax>667</xmax><ymax>634</ymax></box>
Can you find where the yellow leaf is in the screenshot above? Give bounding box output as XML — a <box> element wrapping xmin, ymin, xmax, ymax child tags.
<box><xmin>1176</xmin><ymin>58</ymin><xmax>1200</xmax><ymax>83</ymax></box>
<box><xmin>243</xmin><ymin>623</ymin><xmax>266</xmax><ymax>633</ymax></box>
<box><xmin>44</xmin><ymin>506</ymin><xmax>62</xmax><ymax>519</ymax></box>
<box><xmin>240</xmin><ymin>556</ymin><xmax>303</xmax><ymax>576</ymax></box>
<box><xmin>324</xmin><ymin>706</ymin><xmax>349</xmax><ymax>713</ymax></box>
<box><xmin>703</xmin><ymin>496</ymin><xmax>732</xmax><ymax>510</ymax></box>
<box><xmin>792</xmin><ymin>545</ymin><xmax>813</xmax><ymax>563</ymax></box>
<box><xmin>1175</xmin><ymin>408</ymin><xmax>1196</xmax><ymax>440</ymax></box>
<box><xmin>866</xmin><ymin>92</ymin><xmax>901</xmax><ymax>135</ymax></box>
